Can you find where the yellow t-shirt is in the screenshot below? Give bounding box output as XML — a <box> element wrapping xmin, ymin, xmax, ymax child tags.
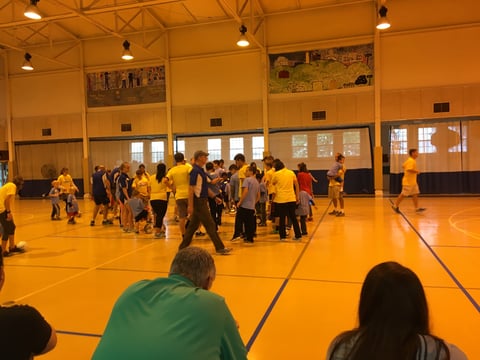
<box><xmin>265</xmin><ymin>168</ymin><xmax>275</xmax><ymax>194</ymax></box>
<box><xmin>402</xmin><ymin>157</ymin><xmax>417</xmax><ymax>186</ymax></box>
<box><xmin>149</xmin><ymin>175</ymin><xmax>168</xmax><ymax>201</ymax></box>
<box><xmin>271</xmin><ymin>168</ymin><xmax>297</xmax><ymax>203</ymax></box>
<box><xmin>0</xmin><ymin>183</ymin><xmax>16</xmax><ymax>213</ymax></box>
<box><xmin>166</xmin><ymin>164</ymin><xmax>191</xmax><ymax>200</ymax></box>
<box><xmin>132</xmin><ymin>175</ymin><xmax>149</xmax><ymax>196</ymax></box>
<box><xmin>238</xmin><ymin>164</ymin><xmax>249</xmax><ymax>198</ymax></box>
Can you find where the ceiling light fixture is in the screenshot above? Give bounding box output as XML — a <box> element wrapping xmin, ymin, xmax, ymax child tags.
<box><xmin>21</xmin><ymin>53</ymin><xmax>34</xmax><ymax>71</ymax></box>
<box><xmin>24</xmin><ymin>0</ymin><xmax>42</xmax><ymax>20</ymax></box>
<box><xmin>121</xmin><ymin>40</ymin><xmax>134</xmax><ymax>60</ymax></box>
<box><xmin>376</xmin><ymin>5</ymin><xmax>391</xmax><ymax>30</ymax></box>
<box><xmin>236</xmin><ymin>25</ymin><xmax>250</xmax><ymax>47</ymax></box>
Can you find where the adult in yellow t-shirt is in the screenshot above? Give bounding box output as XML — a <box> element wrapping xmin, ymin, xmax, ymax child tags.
<box><xmin>166</xmin><ymin>153</ymin><xmax>192</xmax><ymax>236</ymax></box>
<box><xmin>0</xmin><ymin>176</ymin><xmax>25</xmax><ymax>257</ymax></box>
<box><xmin>392</xmin><ymin>148</ymin><xmax>426</xmax><ymax>213</ymax></box>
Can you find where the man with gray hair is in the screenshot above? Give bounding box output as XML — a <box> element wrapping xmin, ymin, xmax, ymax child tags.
<box><xmin>93</xmin><ymin>247</ymin><xmax>247</xmax><ymax>360</ymax></box>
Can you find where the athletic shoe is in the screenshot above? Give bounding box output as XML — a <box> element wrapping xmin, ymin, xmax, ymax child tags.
<box><xmin>307</xmin><ymin>217</ymin><xmax>313</xmax><ymax>222</ymax></box>
<box><xmin>102</xmin><ymin>219</ymin><xmax>114</xmax><ymax>225</ymax></box>
<box><xmin>301</xmin><ymin>232</ymin><xmax>308</xmax><ymax>235</ymax></box>
<box><xmin>216</xmin><ymin>247</ymin><xmax>232</xmax><ymax>255</ymax></box>
<box><xmin>231</xmin><ymin>235</ymin><xmax>242</xmax><ymax>242</ymax></box>
<box><xmin>90</xmin><ymin>220</ymin><xmax>95</xmax><ymax>226</ymax></box>
<box><xmin>416</xmin><ymin>208</ymin><xmax>426</xmax><ymax>213</ymax></box>
<box><xmin>336</xmin><ymin>212</ymin><xmax>345</xmax><ymax>217</ymax></box>
<box><xmin>279</xmin><ymin>237</ymin><xmax>287</xmax><ymax>241</ymax></box>
<box><xmin>328</xmin><ymin>210</ymin><xmax>338</xmax><ymax>215</ymax></box>
<box><xmin>391</xmin><ymin>204</ymin><xmax>400</xmax><ymax>213</ymax></box>
<box><xmin>293</xmin><ymin>236</ymin><xmax>302</xmax><ymax>241</ymax></box>
<box><xmin>9</xmin><ymin>246</ymin><xmax>25</xmax><ymax>254</ymax></box>
<box><xmin>195</xmin><ymin>231</ymin><xmax>206</xmax><ymax>237</ymax></box>
<box><xmin>2</xmin><ymin>251</ymin><xmax>11</xmax><ymax>257</ymax></box>
<box><xmin>243</xmin><ymin>240</ymin><xmax>254</xmax><ymax>244</ymax></box>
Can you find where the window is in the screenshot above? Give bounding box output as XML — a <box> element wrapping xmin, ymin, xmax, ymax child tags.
<box><xmin>343</xmin><ymin>131</ymin><xmax>360</xmax><ymax>156</ymax></box>
<box><xmin>173</xmin><ymin>139</ymin><xmax>185</xmax><ymax>155</ymax></box>
<box><xmin>418</xmin><ymin>127</ymin><xmax>436</xmax><ymax>154</ymax></box>
<box><xmin>316</xmin><ymin>133</ymin><xmax>333</xmax><ymax>158</ymax></box>
<box><xmin>131</xmin><ymin>142</ymin><xmax>144</xmax><ymax>163</ymax></box>
<box><xmin>447</xmin><ymin>125</ymin><xmax>467</xmax><ymax>153</ymax></box>
<box><xmin>251</xmin><ymin>136</ymin><xmax>264</xmax><ymax>160</ymax></box>
<box><xmin>151</xmin><ymin>141</ymin><xmax>164</xmax><ymax>163</ymax></box>
<box><xmin>208</xmin><ymin>138</ymin><xmax>222</xmax><ymax>160</ymax></box>
<box><xmin>229</xmin><ymin>137</ymin><xmax>244</xmax><ymax>160</ymax></box>
<box><xmin>292</xmin><ymin>134</ymin><xmax>308</xmax><ymax>158</ymax></box>
<box><xmin>390</xmin><ymin>128</ymin><xmax>408</xmax><ymax>155</ymax></box>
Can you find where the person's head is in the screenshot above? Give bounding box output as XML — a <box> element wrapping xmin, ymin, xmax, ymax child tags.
<box><xmin>228</xmin><ymin>164</ymin><xmax>238</xmax><ymax>173</ymax></box>
<box><xmin>234</xmin><ymin>153</ymin><xmax>245</xmax><ymax>166</ymax></box>
<box><xmin>409</xmin><ymin>148</ymin><xmax>419</xmax><ymax>158</ymax></box>
<box><xmin>135</xmin><ymin>169</ymin><xmax>143</xmax><ymax>178</ymax></box>
<box><xmin>272</xmin><ymin>158</ymin><xmax>284</xmax><ymax>171</ymax></box>
<box><xmin>169</xmin><ymin>247</ymin><xmax>216</xmax><ymax>290</ymax></box>
<box><xmin>193</xmin><ymin>150</ymin><xmax>209</xmax><ymax>166</ymax></box>
<box><xmin>138</xmin><ymin>164</ymin><xmax>146</xmax><ymax>173</ymax></box>
<box><xmin>69</xmin><ymin>186</ymin><xmax>77</xmax><ymax>194</ymax></box>
<box><xmin>205</xmin><ymin>162</ymin><xmax>214</xmax><ymax>172</ymax></box>
<box><xmin>120</xmin><ymin>162</ymin><xmax>130</xmax><ymax>173</ymax></box>
<box><xmin>51</xmin><ymin>180</ymin><xmax>59</xmax><ymax>187</ymax></box>
<box><xmin>13</xmin><ymin>176</ymin><xmax>24</xmax><ymax>190</ymax></box>
<box><xmin>155</xmin><ymin>163</ymin><xmax>167</xmax><ymax>182</ymax></box>
<box><xmin>174</xmin><ymin>152</ymin><xmax>185</xmax><ymax>164</ymax></box>
<box><xmin>298</xmin><ymin>162</ymin><xmax>307</xmax><ymax>172</ymax></box>
<box><xmin>61</xmin><ymin>167</ymin><xmax>69</xmax><ymax>175</ymax></box>
<box><xmin>358</xmin><ymin>261</ymin><xmax>429</xmax><ymax>334</ymax></box>
<box><xmin>255</xmin><ymin>172</ymin><xmax>263</xmax><ymax>182</ymax></box>
<box><xmin>131</xmin><ymin>189</ymin><xmax>141</xmax><ymax>198</ymax></box>
<box><xmin>245</xmin><ymin>166</ymin><xmax>255</xmax><ymax>177</ymax></box>
<box><xmin>335</xmin><ymin>153</ymin><xmax>345</xmax><ymax>163</ymax></box>
<box><xmin>213</xmin><ymin>160</ymin><xmax>220</xmax><ymax>169</ymax></box>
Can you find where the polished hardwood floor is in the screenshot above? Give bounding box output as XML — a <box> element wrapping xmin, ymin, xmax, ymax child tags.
<box><xmin>1</xmin><ymin>196</ymin><xmax>479</xmax><ymax>359</ymax></box>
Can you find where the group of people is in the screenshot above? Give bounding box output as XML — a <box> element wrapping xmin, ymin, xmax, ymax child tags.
<box><xmin>92</xmin><ymin>246</ymin><xmax>467</xmax><ymax>359</ymax></box>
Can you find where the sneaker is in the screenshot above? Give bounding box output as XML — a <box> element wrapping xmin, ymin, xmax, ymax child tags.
<box><xmin>154</xmin><ymin>232</ymin><xmax>165</xmax><ymax>238</ymax></box>
<box><xmin>293</xmin><ymin>236</ymin><xmax>302</xmax><ymax>241</ymax></box>
<box><xmin>336</xmin><ymin>212</ymin><xmax>345</xmax><ymax>217</ymax></box>
<box><xmin>231</xmin><ymin>235</ymin><xmax>242</xmax><ymax>242</ymax></box>
<box><xmin>90</xmin><ymin>220</ymin><xmax>95</xmax><ymax>226</ymax></box>
<box><xmin>243</xmin><ymin>240</ymin><xmax>254</xmax><ymax>244</ymax></box>
<box><xmin>328</xmin><ymin>210</ymin><xmax>338</xmax><ymax>215</ymax></box>
<box><xmin>301</xmin><ymin>232</ymin><xmax>308</xmax><ymax>235</ymax></box>
<box><xmin>416</xmin><ymin>208</ymin><xmax>426</xmax><ymax>213</ymax></box>
<box><xmin>2</xmin><ymin>251</ymin><xmax>11</xmax><ymax>257</ymax></box>
<box><xmin>9</xmin><ymin>246</ymin><xmax>25</xmax><ymax>254</ymax></box>
<box><xmin>216</xmin><ymin>247</ymin><xmax>232</xmax><ymax>255</ymax></box>
<box><xmin>102</xmin><ymin>219</ymin><xmax>114</xmax><ymax>225</ymax></box>
<box><xmin>307</xmin><ymin>217</ymin><xmax>313</xmax><ymax>222</ymax></box>
<box><xmin>391</xmin><ymin>204</ymin><xmax>400</xmax><ymax>213</ymax></box>
<box><xmin>195</xmin><ymin>231</ymin><xmax>206</xmax><ymax>237</ymax></box>
<box><xmin>279</xmin><ymin>237</ymin><xmax>287</xmax><ymax>241</ymax></box>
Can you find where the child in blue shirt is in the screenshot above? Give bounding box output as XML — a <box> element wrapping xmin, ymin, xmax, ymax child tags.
<box><xmin>49</xmin><ymin>180</ymin><xmax>61</xmax><ymax>220</ymax></box>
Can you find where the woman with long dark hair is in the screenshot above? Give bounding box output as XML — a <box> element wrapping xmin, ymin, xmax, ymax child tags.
<box><xmin>327</xmin><ymin>261</ymin><xmax>467</xmax><ymax>360</ymax></box>
<box><xmin>149</xmin><ymin>163</ymin><xmax>169</xmax><ymax>238</ymax></box>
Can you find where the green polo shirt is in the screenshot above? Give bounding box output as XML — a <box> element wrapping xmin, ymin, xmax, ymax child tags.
<box><xmin>93</xmin><ymin>274</ymin><xmax>247</xmax><ymax>360</ymax></box>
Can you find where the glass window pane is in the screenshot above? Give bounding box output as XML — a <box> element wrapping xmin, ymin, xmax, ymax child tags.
<box><xmin>131</xmin><ymin>142</ymin><xmax>144</xmax><ymax>163</ymax></box>
<box><xmin>208</xmin><ymin>138</ymin><xmax>222</xmax><ymax>160</ymax></box>
<box><xmin>292</xmin><ymin>134</ymin><xmax>307</xmax><ymax>158</ymax></box>
<box><xmin>252</xmin><ymin>136</ymin><xmax>264</xmax><ymax>160</ymax></box>
<box><xmin>229</xmin><ymin>137</ymin><xmax>244</xmax><ymax>160</ymax></box>
<box><xmin>151</xmin><ymin>141</ymin><xmax>164</xmax><ymax>163</ymax></box>
<box><xmin>390</xmin><ymin>128</ymin><xmax>408</xmax><ymax>155</ymax></box>
<box><xmin>316</xmin><ymin>133</ymin><xmax>333</xmax><ymax>158</ymax></box>
<box><xmin>418</xmin><ymin>127</ymin><xmax>436</xmax><ymax>154</ymax></box>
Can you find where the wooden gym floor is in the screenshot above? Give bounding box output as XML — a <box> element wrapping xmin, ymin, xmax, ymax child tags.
<box><xmin>1</xmin><ymin>196</ymin><xmax>479</xmax><ymax>359</ymax></box>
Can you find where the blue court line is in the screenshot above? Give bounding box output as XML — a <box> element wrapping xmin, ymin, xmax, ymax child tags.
<box><xmin>245</xmin><ymin>203</ymin><xmax>329</xmax><ymax>352</ymax></box>
<box><xmin>389</xmin><ymin>199</ymin><xmax>480</xmax><ymax>314</ymax></box>
<box><xmin>57</xmin><ymin>330</ymin><xmax>102</xmax><ymax>338</ymax></box>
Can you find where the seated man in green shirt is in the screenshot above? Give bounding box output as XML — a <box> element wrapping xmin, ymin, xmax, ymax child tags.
<box><xmin>93</xmin><ymin>247</ymin><xmax>247</xmax><ymax>360</ymax></box>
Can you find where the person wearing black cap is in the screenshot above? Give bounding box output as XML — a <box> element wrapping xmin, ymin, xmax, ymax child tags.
<box><xmin>178</xmin><ymin>151</ymin><xmax>232</xmax><ymax>255</ymax></box>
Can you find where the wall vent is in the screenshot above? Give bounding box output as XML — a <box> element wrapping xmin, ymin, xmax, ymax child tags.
<box><xmin>42</xmin><ymin>128</ymin><xmax>52</xmax><ymax>136</ymax></box>
<box><xmin>312</xmin><ymin>111</ymin><xmax>326</xmax><ymax>120</ymax></box>
<box><xmin>210</xmin><ymin>118</ymin><xmax>222</xmax><ymax>127</ymax></box>
<box><xmin>121</xmin><ymin>123</ymin><xmax>132</xmax><ymax>132</ymax></box>
<box><xmin>433</xmin><ymin>102</ymin><xmax>450</xmax><ymax>113</ymax></box>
